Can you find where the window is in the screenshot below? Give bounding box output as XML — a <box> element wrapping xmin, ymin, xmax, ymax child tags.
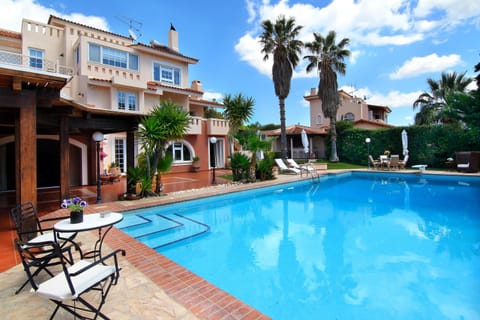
<box><xmin>166</xmin><ymin>142</ymin><xmax>192</xmax><ymax>162</ymax></box>
<box><xmin>88</xmin><ymin>43</ymin><xmax>138</xmax><ymax>71</ymax></box>
<box><xmin>344</xmin><ymin>112</ymin><xmax>355</xmax><ymax>121</ymax></box>
<box><xmin>88</xmin><ymin>44</ymin><xmax>100</xmax><ymax>63</ymax></box>
<box><xmin>29</xmin><ymin>48</ymin><xmax>44</xmax><ymax>69</ymax></box>
<box><xmin>117</xmin><ymin>91</ymin><xmax>137</xmax><ymax>111</ymax></box>
<box><xmin>75</xmin><ymin>46</ymin><xmax>80</xmax><ymax>65</ymax></box>
<box><xmin>103</xmin><ymin>47</ymin><xmax>127</xmax><ymax>68</ymax></box>
<box><xmin>153</xmin><ymin>63</ymin><xmax>180</xmax><ymax>85</ymax></box>
<box><xmin>315</xmin><ymin>114</ymin><xmax>323</xmax><ymax>125</ymax></box>
<box><xmin>114</xmin><ymin>138</ymin><xmax>125</xmax><ymax>172</ymax></box>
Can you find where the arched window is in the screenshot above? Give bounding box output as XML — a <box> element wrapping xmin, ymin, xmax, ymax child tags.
<box><xmin>344</xmin><ymin>112</ymin><xmax>355</xmax><ymax>121</ymax></box>
<box><xmin>166</xmin><ymin>141</ymin><xmax>193</xmax><ymax>163</ymax></box>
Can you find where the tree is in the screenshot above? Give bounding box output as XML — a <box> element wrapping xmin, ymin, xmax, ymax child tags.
<box><xmin>223</xmin><ymin>93</ymin><xmax>255</xmax><ymax>156</ymax></box>
<box><xmin>259</xmin><ymin>15</ymin><xmax>303</xmax><ymax>159</ymax></box>
<box><xmin>304</xmin><ymin>31</ymin><xmax>351</xmax><ymax>162</ymax></box>
<box><xmin>138</xmin><ymin>100</ymin><xmax>190</xmax><ymax>195</ymax></box>
<box><xmin>413</xmin><ymin>71</ymin><xmax>473</xmax><ymax>125</ymax></box>
<box><xmin>246</xmin><ymin>133</ymin><xmax>272</xmax><ymax>182</ymax></box>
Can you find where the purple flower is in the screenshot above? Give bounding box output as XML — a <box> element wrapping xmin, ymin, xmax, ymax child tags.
<box><xmin>61</xmin><ymin>197</ymin><xmax>88</xmax><ymax>211</ymax></box>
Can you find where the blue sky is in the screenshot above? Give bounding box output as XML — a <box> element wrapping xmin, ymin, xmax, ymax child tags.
<box><xmin>1</xmin><ymin>0</ymin><xmax>479</xmax><ymax>127</ymax></box>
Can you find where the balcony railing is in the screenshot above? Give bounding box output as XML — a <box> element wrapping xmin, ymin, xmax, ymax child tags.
<box><xmin>207</xmin><ymin>118</ymin><xmax>229</xmax><ymax>136</ymax></box>
<box><xmin>0</xmin><ymin>50</ymin><xmax>73</xmax><ymax>76</ymax></box>
<box><xmin>187</xmin><ymin>116</ymin><xmax>202</xmax><ymax>135</ymax></box>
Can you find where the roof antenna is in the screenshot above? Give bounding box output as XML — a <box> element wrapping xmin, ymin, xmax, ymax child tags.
<box><xmin>116</xmin><ymin>16</ymin><xmax>143</xmax><ymax>42</ymax></box>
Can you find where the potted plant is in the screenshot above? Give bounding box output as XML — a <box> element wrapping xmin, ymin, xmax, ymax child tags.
<box><xmin>191</xmin><ymin>156</ymin><xmax>200</xmax><ymax>172</ymax></box>
<box><xmin>109</xmin><ymin>162</ymin><xmax>121</xmax><ymax>175</ymax></box>
<box><xmin>60</xmin><ymin>197</ymin><xmax>87</xmax><ymax>224</ymax></box>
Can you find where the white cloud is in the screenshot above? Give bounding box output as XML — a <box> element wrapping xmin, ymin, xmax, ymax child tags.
<box><xmin>236</xmin><ymin>0</ymin><xmax>479</xmax><ymax>78</ymax></box>
<box><xmin>203</xmin><ymin>91</ymin><xmax>224</xmax><ymax>102</ymax></box>
<box><xmin>245</xmin><ymin>0</ymin><xmax>257</xmax><ymax>23</ymax></box>
<box><xmin>0</xmin><ymin>0</ymin><xmax>109</xmax><ymax>32</ymax></box>
<box><xmin>389</xmin><ymin>53</ymin><xmax>462</xmax><ymax>79</ymax></box>
<box><xmin>235</xmin><ymin>33</ymin><xmax>271</xmax><ymax>77</ymax></box>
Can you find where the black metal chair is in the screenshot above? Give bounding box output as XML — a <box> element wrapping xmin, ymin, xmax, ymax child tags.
<box><xmin>14</xmin><ymin>238</ymin><xmax>125</xmax><ymax>320</ymax></box>
<box><xmin>10</xmin><ymin>201</ymin><xmax>77</xmax><ymax>293</ymax></box>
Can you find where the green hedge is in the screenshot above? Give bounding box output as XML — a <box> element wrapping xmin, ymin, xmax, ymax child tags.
<box><xmin>336</xmin><ymin>125</ymin><xmax>480</xmax><ymax>168</ymax></box>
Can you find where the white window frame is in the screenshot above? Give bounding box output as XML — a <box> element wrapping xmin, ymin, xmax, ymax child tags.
<box><xmin>117</xmin><ymin>91</ymin><xmax>137</xmax><ymax>111</ymax></box>
<box><xmin>166</xmin><ymin>140</ymin><xmax>194</xmax><ymax>163</ymax></box>
<box><xmin>88</xmin><ymin>43</ymin><xmax>138</xmax><ymax>71</ymax></box>
<box><xmin>114</xmin><ymin>137</ymin><xmax>126</xmax><ymax>173</ymax></box>
<box><xmin>29</xmin><ymin>48</ymin><xmax>44</xmax><ymax>69</ymax></box>
<box><xmin>153</xmin><ymin>63</ymin><xmax>181</xmax><ymax>85</ymax></box>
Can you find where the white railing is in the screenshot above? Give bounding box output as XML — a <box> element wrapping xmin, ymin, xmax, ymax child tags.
<box><xmin>0</xmin><ymin>50</ymin><xmax>73</xmax><ymax>76</ymax></box>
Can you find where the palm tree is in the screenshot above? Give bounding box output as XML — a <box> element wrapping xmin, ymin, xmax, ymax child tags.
<box><xmin>413</xmin><ymin>71</ymin><xmax>473</xmax><ymax>125</ymax></box>
<box><xmin>259</xmin><ymin>15</ymin><xmax>303</xmax><ymax>159</ymax></box>
<box><xmin>223</xmin><ymin>93</ymin><xmax>255</xmax><ymax>156</ymax></box>
<box><xmin>304</xmin><ymin>31</ymin><xmax>351</xmax><ymax>162</ymax></box>
<box><xmin>138</xmin><ymin>100</ymin><xmax>190</xmax><ymax>195</ymax></box>
<box><xmin>246</xmin><ymin>133</ymin><xmax>272</xmax><ymax>182</ymax></box>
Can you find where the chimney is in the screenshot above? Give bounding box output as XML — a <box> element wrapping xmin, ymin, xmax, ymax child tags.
<box><xmin>191</xmin><ymin>80</ymin><xmax>203</xmax><ymax>92</ymax></box>
<box><xmin>168</xmin><ymin>23</ymin><xmax>178</xmax><ymax>52</ymax></box>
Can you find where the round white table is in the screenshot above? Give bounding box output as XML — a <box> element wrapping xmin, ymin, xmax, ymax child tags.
<box><xmin>54</xmin><ymin>212</ymin><xmax>123</xmax><ymax>260</ymax></box>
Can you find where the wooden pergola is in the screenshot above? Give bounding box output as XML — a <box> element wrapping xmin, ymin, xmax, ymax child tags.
<box><xmin>0</xmin><ymin>66</ymin><xmax>139</xmax><ymax>208</ymax></box>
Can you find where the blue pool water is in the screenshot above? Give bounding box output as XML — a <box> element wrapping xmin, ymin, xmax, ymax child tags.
<box><xmin>117</xmin><ymin>172</ymin><xmax>480</xmax><ymax>320</ymax></box>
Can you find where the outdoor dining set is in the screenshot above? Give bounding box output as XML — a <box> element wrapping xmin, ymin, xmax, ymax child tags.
<box><xmin>9</xmin><ymin>201</ymin><xmax>125</xmax><ymax>319</ymax></box>
<box><xmin>369</xmin><ymin>154</ymin><xmax>409</xmax><ymax>170</ymax></box>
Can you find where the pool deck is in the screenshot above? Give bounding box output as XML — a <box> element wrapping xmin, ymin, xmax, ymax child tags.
<box><xmin>1</xmin><ymin>168</ymin><xmax>478</xmax><ymax>319</ymax></box>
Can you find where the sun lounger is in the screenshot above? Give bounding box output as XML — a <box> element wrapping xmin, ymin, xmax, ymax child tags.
<box><xmin>286</xmin><ymin>159</ymin><xmax>316</xmax><ymax>175</ymax></box>
<box><xmin>275</xmin><ymin>159</ymin><xmax>300</xmax><ymax>175</ymax></box>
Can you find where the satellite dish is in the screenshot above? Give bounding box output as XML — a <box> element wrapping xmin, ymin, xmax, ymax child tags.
<box><xmin>128</xmin><ymin>29</ymin><xmax>137</xmax><ymax>40</ymax></box>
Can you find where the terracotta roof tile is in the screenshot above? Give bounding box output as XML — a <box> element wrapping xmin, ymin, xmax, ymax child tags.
<box><xmin>0</xmin><ymin>28</ymin><xmax>21</xmax><ymax>39</ymax></box>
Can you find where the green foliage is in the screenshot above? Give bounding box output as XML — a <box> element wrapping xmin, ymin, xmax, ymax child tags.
<box><xmin>204</xmin><ymin>107</ymin><xmax>224</xmax><ymax>119</ymax></box>
<box><xmin>257</xmin><ymin>152</ymin><xmax>275</xmax><ymax>180</ymax></box>
<box><xmin>337</xmin><ymin>125</ymin><xmax>480</xmax><ymax>168</ymax></box>
<box><xmin>230</xmin><ymin>152</ymin><xmax>250</xmax><ymax>181</ymax></box>
<box><xmin>138</xmin><ymin>100</ymin><xmax>189</xmax><ymax>195</ymax></box>
<box><xmin>223</xmin><ymin>93</ymin><xmax>255</xmax><ymax>134</ymax></box>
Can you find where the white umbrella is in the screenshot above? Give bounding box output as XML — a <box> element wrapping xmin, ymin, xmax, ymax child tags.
<box><xmin>301</xmin><ymin>129</ymin><xmax>309</xmax><ymax>154</ymax></box>
<box><xmin>401</xmin><ymin>129</ymin><xmax>408</xmax><ymax>156</ymax></box>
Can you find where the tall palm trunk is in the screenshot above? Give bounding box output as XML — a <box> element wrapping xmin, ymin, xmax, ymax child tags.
<box><xmin>279</xmin><ymin>97</ymin><xmax>288</xmax><ymax>159</ymax></box>
<box><xmin>329</xmin><ymin>118</ymin><xmax>339</xmax><ymax>162</ymax></box>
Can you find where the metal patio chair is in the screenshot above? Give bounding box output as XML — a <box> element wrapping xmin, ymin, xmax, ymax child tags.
<box><xmin>14</xmin><ymin>238</ymin><xmax>125</xmax><ymax>320</ymax></box>
<box><xmin>10</xmin><ymin>201</ymin><xmax>77</xmax><ymax>293</ymax></box>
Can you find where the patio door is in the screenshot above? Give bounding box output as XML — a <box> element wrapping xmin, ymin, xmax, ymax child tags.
<box><xmin>209</xmin><ymin>138</ymin><xmax>224</xmax><ymax>168</ymax></box>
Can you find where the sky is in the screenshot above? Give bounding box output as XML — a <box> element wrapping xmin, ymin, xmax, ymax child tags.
<box><xmin>1</xmin><ymin>0</ymin><xmax>479</xmax><ymax>127</ymax></box>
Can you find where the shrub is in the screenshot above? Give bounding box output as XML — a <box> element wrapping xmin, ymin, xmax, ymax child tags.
<box><xmin>230</xmin><ymin>152</ymin><xmax>250</xmax><ymax>181</ymax></box>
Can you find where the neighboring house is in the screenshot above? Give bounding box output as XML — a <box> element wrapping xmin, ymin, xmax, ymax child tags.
<box><xmin>0</xmin><ymin>15</ymin><xmax>227</xmax><ymax>204</ymax></box>
<box><xmin>263</xmin><ymin>89</ymin><xmax>393</xmax><ymax>159</ymax></box>
<box><xmin>305</xmin><ymin>88</ymin><xmax>393</xmax><ymax>130</ymax></box>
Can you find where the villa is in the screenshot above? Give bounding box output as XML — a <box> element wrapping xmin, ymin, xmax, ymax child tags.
<box><xmin>0</xmin><ymin>15</ymin><xmax>228</xmax><ymax>207</ymax></box>
<box><xmin>263</xmin><ymin>88</ymin><xmax>393</xmax><ymax>158</ymax></box>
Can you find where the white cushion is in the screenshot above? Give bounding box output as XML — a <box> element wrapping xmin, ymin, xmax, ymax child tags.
<box><xmin>457</xmin><ymin>163</ymin><xmax>469</xmax><ymax>169</ymax></box>
<box><xmin>28</xmin><ymin>231</ymin><xmax>76</xmax><ymax>244</ymax></box>
<box><xmin>36</xmin><ymin>260</ymin><xmax>115</xmax><ymax>301</ymax></box>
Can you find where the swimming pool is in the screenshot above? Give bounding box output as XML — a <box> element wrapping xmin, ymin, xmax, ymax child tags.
<box><xmin>117</xmin><ymin>172</ymin><xmax>480</xmax><ymax>319</ymax></box>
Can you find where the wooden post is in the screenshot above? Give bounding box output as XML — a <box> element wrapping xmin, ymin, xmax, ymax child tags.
<box><xmin>15</xmin><ymin>99</ymin><xmax>37</xmax><ymax>206</ymax></box>
<box><xmin>59</xmin><ymin>116</ymin><xmax>70</xmax><ymax>200</ymax></box>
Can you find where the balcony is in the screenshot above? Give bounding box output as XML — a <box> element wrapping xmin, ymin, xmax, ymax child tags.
<box><xmin>0</xmin><ymin>50</ymin><xmax>73</xmax><ymax>77</ymax></box>
<box><xmin>187</xmin><ymin>116</ymin><xmax>202</xmax><ymax>135</ymax></box>
<box><xmin>207</xmin><ymin>118</ymin><xmax>229</xmax><ymax>136</ymax></box>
